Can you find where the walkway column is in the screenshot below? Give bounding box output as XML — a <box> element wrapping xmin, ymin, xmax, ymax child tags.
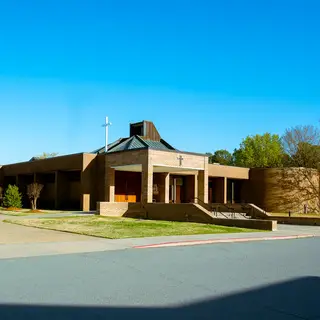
<box><xmin>141</xmin><ymin>160</ymin><xmax>153</xmax><ymax>204</ymax></box>
<box><xmin>159</xmin><ymin>173</ymin><xmax>170</xmax><ymax>203</ymax></box>
<box><xmin>198</xmin><ymin>166</ymin><xmax>208</xmax><ymax>204</ymax></box>
<box><xmin>81</xmin><ymin>169</ymin><xmax>91</xmax><ymax>212</ymax></box>
<box><xmin>105</xmin><ymin>167</ymin><xmax>115</xmax><ymax>202</ymax></box>
<box><xmin>223</xmin><ymin>177</ymin><xmax>227</xmax><ymax>204</ymax></box>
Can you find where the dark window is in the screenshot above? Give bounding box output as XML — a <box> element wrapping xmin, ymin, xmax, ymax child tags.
<box><xmin>130</xmin><ymin>123</ymin><xmax>144</xmax><ymax>136</ymax></box>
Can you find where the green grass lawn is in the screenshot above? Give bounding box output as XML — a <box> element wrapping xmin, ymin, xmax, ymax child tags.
<box><xmin>4</xmin><ymin>216</ymin><xmax>260</xmax><ymax>239</ymax></box>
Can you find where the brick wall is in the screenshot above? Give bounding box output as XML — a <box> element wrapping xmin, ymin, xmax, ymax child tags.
<box><xmin>97</xmin><ymin>201</ymin><xmax>276</xmax><ymax>230</ymax></box>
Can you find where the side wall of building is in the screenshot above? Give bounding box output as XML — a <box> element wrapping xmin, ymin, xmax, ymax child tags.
<box><xmin>246</xmin><ymin>168</ymin><xmax>320</xmax><ymax>213</ymax></box>
<box><xmin>0</xmin><ymin>153</ymin><xmax>103</xmax><ymax>211</ymax></box>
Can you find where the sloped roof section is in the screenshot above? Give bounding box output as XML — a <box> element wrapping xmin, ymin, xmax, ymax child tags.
<box><xmin>141</xmin><ymin>138</ymin><xmax>176</xmax><ymax>151</ymax></box>
<box><xmin>105</xmin><ymin>135</ymin><xmax>176</xmax><ymax>153</ymax></box>
<box><xmin>107</xmin><ymin>136</ymin><xmax>146</xmax><ymax>153</ymax></box>
<box><xmin>92</xmin><ymin>138</ymin><xmax>128</xmax><ymax>154</ymax></box>
<box><xmin>91</xmin><ymin>121</ymin><xmax>176</xmax><ymax>154</ymax></box>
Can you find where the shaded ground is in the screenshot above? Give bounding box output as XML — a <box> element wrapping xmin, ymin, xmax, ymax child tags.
<box><xmin>4</xmin><ymin>216</ymin><xmax>259</xmax><ymax>239</ymax></box>
<box><xmin>0</xmin><ymin>238</ymin><xmax>319</xmax><ymax>319</ymax></box>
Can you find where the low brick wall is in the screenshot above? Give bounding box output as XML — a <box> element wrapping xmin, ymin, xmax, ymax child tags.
<box><xmin>97</xmin><ymin>202</ymin><xmax>277</xmax><ymax>231</ymax></box>
<box><xmin>271</xmin><ymin>216</ymin><xmax>320</xmax><ymax>226</ymax></box>
<box><xmin>143</xmin><ymin>203</ymin><xmax>212</xmax><ymax>223</ymax></box>
<box><xmin>143</xmin><ymin>203</ymin><xmax>276</xmax><ymax>231</ymax></box>
<box><xmin>97</xmin><ymin>202</ymin><xmax>143</xmax><ymax>217</ymax></box>
<box><xmin>210</xmin><ymin>217</ymin><xmax>277</xmax><ymax>231</ymax></box>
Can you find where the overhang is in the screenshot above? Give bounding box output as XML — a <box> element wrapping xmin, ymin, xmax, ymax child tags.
<box><xmin>111</xmin><ymin>164</ymin><xmax>201</xmax><ymax>173</ymax></box>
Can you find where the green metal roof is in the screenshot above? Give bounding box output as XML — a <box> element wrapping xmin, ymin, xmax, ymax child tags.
<box><xmin>142</xmin><ymin>139</ymin><xmax>174</xmax><ymax>151</ymax></box>
<box><xmin>106</xmin><ymin>135</ymin><xmax>175</xmax><ymax>153</ymax></box>
<box><xmin>107</xmin><ymin>136</ymin><xmax>146</xmax><ymax>153</ymax></box>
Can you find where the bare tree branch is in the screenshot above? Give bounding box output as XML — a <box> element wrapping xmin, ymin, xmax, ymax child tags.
<box><xmin>281</xmin><ymin>124</ymin><xmax>320</xmax><ymax>213</ymax></box>
<box><xmin>27</xmin><ymin>183</ymin><xmax>44</xmax><ymax>210</ymax></box>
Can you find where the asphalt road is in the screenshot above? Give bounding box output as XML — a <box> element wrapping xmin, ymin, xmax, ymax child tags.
<box><xmin>0</xmin><ymin>238</ymin><xmax>319</xmax><ymax>319</ymax></box>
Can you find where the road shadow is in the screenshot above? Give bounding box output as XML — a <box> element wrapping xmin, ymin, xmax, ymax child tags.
<box><xmin>0</xmin><ymin>276</ymin><xmax>319</xmax><ymax>319</ymax></box>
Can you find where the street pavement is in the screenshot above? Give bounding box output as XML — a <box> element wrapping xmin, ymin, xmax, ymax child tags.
<box><xmin>0</xmin><ymin>237</ymin><xmax>319</xmax><ymax>319</ymax></box>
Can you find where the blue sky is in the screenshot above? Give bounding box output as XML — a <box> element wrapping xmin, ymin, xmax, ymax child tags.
<box><xmin>0</xmin><ymin>0</ymin><xmax>319</xmax><ymax>164</ymax></box>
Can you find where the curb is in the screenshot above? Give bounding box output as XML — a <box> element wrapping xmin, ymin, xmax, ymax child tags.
<box><xmin>133</xmin><ymin>234</ymin><xmax>314</xmax><ymax>249</ymax></box>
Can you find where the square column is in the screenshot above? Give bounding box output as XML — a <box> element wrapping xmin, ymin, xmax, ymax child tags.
<box><xmin>105</xmin><ymin>167</ymin><xmax>115</xmax><ymax>202</ymax></box>
<box><xmin>198</xmin><ymin>169</ymin><xmax>208</xmax><ymax>204</ymax></box>
<box><xmin>159</xmin><ymin>173</ymin><xmax>170</xmax><ymax>203</ymax></box>
<box><xmin>141</xmin><ymin>161</ymin><xmax>153</xmax><ymax>204</ymax></box>
<box><xmin>81</xmin><ymin>168</ymin><xmax>91</xmax><ymax>211</ymax></box>
<box><xmin>223</xmin><ymin>177</ymin><xmax>227</xmax><ymax>204</ymax></box>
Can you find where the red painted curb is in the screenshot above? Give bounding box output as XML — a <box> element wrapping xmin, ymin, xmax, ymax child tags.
<box><xmin>133</xmin><ymin>234</ymin><xmax>314</xmax><ymax>249</ymax></box>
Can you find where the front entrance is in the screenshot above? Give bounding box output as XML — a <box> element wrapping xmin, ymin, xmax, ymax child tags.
<box><xmin>115</xmin><ymin>171</ymin><xmax>141</xmax><ymax>203</ymax></box>
<box><xmin>227</xmin><ymin>179</ymin><xmax>244</xmax><ymax>204</ymax></box>
<box><xmin>169</xmin><ymin>176</ymin><xmax>185</xmax><ymax>203</ymax></box>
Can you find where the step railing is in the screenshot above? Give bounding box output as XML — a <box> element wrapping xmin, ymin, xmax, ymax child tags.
<box><xmin>191</xmin><ymin>198</ymin><xmax>251</xmax><ymax>220</ymax></box>
<box><xmin>217</xmin><ymin>203</ymin><xmax>250</xmax><ymax>219</ymax></box>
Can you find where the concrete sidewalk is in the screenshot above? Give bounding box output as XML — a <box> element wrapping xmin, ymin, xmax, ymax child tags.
<box><xmin>0</xmin><ymin>214</ymin><xmax>97</xmax><ymax>245</ymax></box>
<box><xmin>0</xmin><ymin>220</ymin><xmax>319</xmax><ymax>259</ymax></box>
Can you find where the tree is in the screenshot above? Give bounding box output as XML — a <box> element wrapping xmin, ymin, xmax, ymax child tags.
<box><xmin>282</xmin><ymin>125</ymin><xmax>320</xmax><ymax>168</ymax></box>
<box><xmin>3</xmin><ymin>185</ymin><xmax>22</xmax><ymax>208</ymax></box>
<box><xmin>281</xmin><ymin>124</ymin><xmax>320</xmax><ymax>213</ymax></box>
<box><xmin>34</xmin><ymin>152</ymin><xmax>58</xmax><ymax>160</ymax></box>
<box><xmin>233</xmin><ymin>133</ymin><xmax>284</xmax><ymax>168</ymax></box>
<box><xmin>209</xmin><ymin>149</ymin><xmax>234</xmax><ymax>165</ymax></box>
<box><xmin>27</xmin><ymin>183</ymin><xmax>44</xmax><ymax>210</ymax></box>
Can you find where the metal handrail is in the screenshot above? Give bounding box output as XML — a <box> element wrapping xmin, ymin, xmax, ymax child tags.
<box><xmin>191</xmin><ymin>197</ymin><xmax>212</xmax><ymax>212</ymax></box>
<box><xmin>214</xmin><ymin>203</ymin><xmax>235</xmax><ymax>218</ymax></box>
<box><xmin>191</xmin><ymin>198</ymin><xmax>230</xmax><ymax>219</ymax></box>
<box><xmin>191</xmin><ymin>199</ymin><xmax>251</xmax><ymax>219</ymax></box>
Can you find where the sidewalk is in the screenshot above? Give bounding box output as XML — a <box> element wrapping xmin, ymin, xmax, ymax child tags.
<box><xmin>0</xmin><ymin>222</ymin><xmax>319</xmax><ymax>260</ymax></box>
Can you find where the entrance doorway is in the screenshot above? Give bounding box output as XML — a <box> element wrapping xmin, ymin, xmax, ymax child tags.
<box><xmin>227</xmin><ymin>179</ymin><xmax>243</xmax><ymax>203</ymax></box>
<box><xmin>169</xmin><ymin>176</ymin><xmax>185</xmax><ymax>203</ymax></box>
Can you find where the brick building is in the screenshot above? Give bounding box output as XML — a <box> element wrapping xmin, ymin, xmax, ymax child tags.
<box><xmin>1</xmin><ymin>120</ymin><xmax>314</xmax><ymax>214</ymax></box>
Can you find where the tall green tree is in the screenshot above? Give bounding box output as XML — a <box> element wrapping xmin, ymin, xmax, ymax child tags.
<box><xmin>3</xmin><ymin>185</ymin><xmax>22</xmax><ymax>208</ymax></box>
<box><xmin>209</xmin><ymin>149</ymin><xmax>234</xmax><ymax>165</ymax></box>
<box><xmin>233</xmin><ymin>133</ymin><xmax>284</xmax><ymax>168</ymax></box>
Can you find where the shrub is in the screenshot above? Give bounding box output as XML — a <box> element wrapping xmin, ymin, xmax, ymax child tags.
<box><xmin>3</xmin><ymin>185</ymin><xmax>22</xmax><ymax>209</ymax></box>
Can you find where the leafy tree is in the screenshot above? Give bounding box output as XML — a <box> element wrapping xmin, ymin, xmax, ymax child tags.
<box><xmin>27</xmin><ymin>183</ymin><xmax>44</xmax><ymax>210</ymax></box>
<box><xmin>34</xmin><ymin>152</ymin><xmax>58</xmax><ymax>160</ymax></box>
<box><xmin>3</xmin><ymin>185</ymin><xmax>22</xmax><ymax>208</ymax></box>
<box><xmin>209</xmin><ymin>149</ymin><xmax>234</xmax><ymax>165</ymax></box>
<box><xmin>233</xmin><ymin>133</ymin><xmax>284</xmax><ymax>168</ymax></box>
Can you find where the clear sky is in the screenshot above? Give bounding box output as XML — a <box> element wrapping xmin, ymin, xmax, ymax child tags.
<box><xmin>0</xmin><ymin>0</ymin><xmax>319</xmax><ymax>164</ymax></box>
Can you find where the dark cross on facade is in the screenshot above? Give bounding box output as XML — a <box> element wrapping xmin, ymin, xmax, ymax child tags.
<box><xmin>177</xmin><ymin>155</ymin><xmax>184</xmax><ymax>166</ymax></box>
